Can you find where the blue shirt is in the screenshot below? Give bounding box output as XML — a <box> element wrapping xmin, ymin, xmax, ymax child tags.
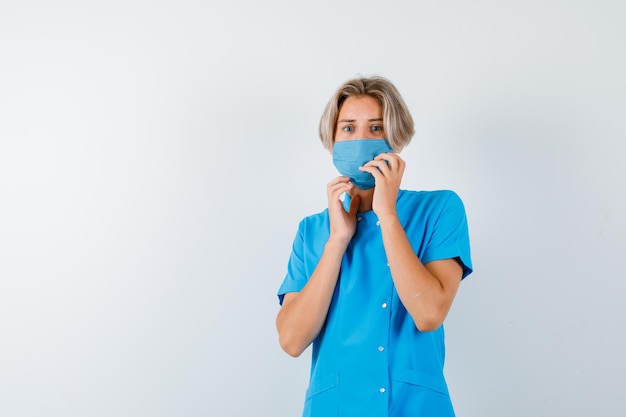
<box><xmin>278</xmin><ymin>189</ymin><xmax>473</xmax><ymax>417</ymax></box>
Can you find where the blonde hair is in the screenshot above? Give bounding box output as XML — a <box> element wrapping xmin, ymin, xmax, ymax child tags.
<box><xmin>319</xmin><ymin>76</ymin><xmax>415</xmax><ymax>151</ymax></box>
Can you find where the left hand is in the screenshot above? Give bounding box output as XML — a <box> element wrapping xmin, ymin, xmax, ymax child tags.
<box><xmin>359</xmin><ymin>152</ymin><xmax>405</xmax><ymax>217</ymax></box>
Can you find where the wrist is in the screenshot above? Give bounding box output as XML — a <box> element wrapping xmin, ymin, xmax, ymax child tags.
<box><xmin>326</xmin><ymin>236</ymin><xmax>351</xmax><ymax>252</ymax></box>
<box><xmin>376</xmin><ymin>213</ymin><xmax>401</xmax><ymax>228</ymax></box>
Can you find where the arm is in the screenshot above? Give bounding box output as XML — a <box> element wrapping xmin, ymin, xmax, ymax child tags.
<box><xmin>360</xmin><ymin>153</ymin><xmax>463</xmax><ymax>331</ymax></box>
<box><xmin>276</xmin><ymin>177</ymin><xmax>360</xmax><ymax>357</ymax></box>
<box><xmin>378</xmin><ymin>215</ymin><xmax>462</xmax><ymax>331</ymax></box>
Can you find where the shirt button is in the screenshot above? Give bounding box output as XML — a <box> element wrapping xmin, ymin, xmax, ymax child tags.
<box><xmin>357</xmin><ymin>217</ymin><xmax>362</xmax><ymax>222</ymax></box>
<box><xmin>379</xmin><ymin>387</ymin><xmax>386</xmax><ymax>393</ymax></box>
<box><xmin>381</xmin><ymin>302</ymin><xmax>388</xmax><ymax>309</ymax></box>
<box><xmin>378</xmin><ymin>346</ymin><xmax>385</xmax><ymax>352</ymax></box>
<box><xmin>376</xmin><ymin>220</ymin><xmax>380</xmax><ymax>226</ymax></box>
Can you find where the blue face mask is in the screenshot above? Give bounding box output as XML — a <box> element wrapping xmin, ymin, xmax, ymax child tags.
<box><xmin>332</xmin><ymin>139</ymin><xmax>393</xmax><ymax>190</ymax></box>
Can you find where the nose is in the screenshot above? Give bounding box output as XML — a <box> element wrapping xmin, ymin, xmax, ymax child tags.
<box><xmin>355</xmin><ymin>126</ymin><xmax>374</xmax><ymax>139</ymax></box>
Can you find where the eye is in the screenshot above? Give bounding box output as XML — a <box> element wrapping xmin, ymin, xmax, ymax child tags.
<box><xmin>342</xmin><ymin>125</ymin><xmax>354</xmax><ymax>132</ymax></box>
<box><xmin>371</xmin><ymin>125</ymin><xmax>383</xmax><ymax>132</ymax></box>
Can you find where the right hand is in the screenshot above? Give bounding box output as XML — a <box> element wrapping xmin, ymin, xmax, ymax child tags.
<box><xmin>327</xmin><ymin>176</ymin><xmax>360</xmax><ymax>244</ymax></box>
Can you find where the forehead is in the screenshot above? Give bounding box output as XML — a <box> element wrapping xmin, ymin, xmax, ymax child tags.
<box><xmin>337</xmin><ymin>95</ymin><xmax>382</xmax><ymax>119</ymax></box>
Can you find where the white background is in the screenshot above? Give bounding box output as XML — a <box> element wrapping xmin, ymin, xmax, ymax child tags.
<box><xmin>1</xmin><ymin>1</ymin><xmax>625</xmax><ymax>416</ymax></box>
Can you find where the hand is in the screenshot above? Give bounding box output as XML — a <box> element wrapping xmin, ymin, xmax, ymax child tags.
<box><xmin>359</xmin><ymin>152</ymin><xmax>405</xmax><ymax>217</ymax></box>
<box><xmin>326</xmin><ymin>176</ymin><xmax>361</xmax><ymax>244</ymax></box>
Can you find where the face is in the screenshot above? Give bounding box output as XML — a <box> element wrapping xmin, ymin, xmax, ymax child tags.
<box><xmin>334</xmin><ymin>95</ymin><xmax>385</xmax><ymax>143</ymax></box>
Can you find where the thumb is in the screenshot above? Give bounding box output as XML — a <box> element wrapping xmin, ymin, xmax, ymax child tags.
<box><xmin>348</xmin><ymin>194</ymin><xmax>360</xmax><ymax>217</ymax></box>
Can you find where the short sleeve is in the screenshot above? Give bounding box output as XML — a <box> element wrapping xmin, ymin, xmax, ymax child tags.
<box><xmin>277</xmin><ymin>220</ymin><xmax>309</xmax><ymax>305</ymax></box>
<box><xmin>421</xmin><ymin>191</ymin><xmax>473</xmax><ymax>279</ymax></box>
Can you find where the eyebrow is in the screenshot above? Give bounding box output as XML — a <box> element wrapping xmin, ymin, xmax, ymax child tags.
<box><xmin>337</xmin><ymin>118</ymin><xmax>383</xmax><ymax>123</ymax></box>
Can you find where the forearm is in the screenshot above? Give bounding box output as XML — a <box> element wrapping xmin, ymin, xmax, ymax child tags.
<box><xmin>276</xmin><ymin>238</ymin><xmax>348</xmax><ymax>357</ymax></box>
<box><xmin>378</xmin><ymin>215</ymin><xmax>460</xmax><ymax>331</ymax></box>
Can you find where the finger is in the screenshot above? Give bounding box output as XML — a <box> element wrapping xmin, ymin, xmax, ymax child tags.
<box><xmin>361</xmin><ymin>160</ymin><xmax>392</xmax><ymax>176</ymax></box>
<box><xmin>327</xmin><ymin>176</ymin><xmax>351</xmax><ymax>188</ymax></box>
<box><xmin>328</xmin><ymin>178</ymin><xmax>353</xmax><ymax>192</ymax></box>
<box><xmin>373</xmin><ymin>153</ymin><xmax>401</xmax><ymax>171</ymax></box>
<box><xmin>358</xmin><ymin>165</ymin><xmax>385</xmax><ymax>181</ymax></box>
<box><xmin>327</xmin><ymin>176</ymin><xmax>352</xmax><ymax>192</ymax></box>
<box><xmin>328</xmin><ymin>181</ymin><xmax>353</xmax><ymax>200</ymax></box>
<box><xmin>374</xmin><ymin>152</ymin><xmax>403</xmax><ymax>162</ymax></box>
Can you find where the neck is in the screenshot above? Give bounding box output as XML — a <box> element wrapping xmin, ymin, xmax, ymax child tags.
<box><xmin>348</xmin><ymin>187</ymin><xmax>375</xmax><ymax>212</ymax></box>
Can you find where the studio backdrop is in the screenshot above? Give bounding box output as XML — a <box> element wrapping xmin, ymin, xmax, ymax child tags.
<box><xmin>1</xmin><ymin>1</ymin><xmax>624</xmax><ymax>416</ymax></box>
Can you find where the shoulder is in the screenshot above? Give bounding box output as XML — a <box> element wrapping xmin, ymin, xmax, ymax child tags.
<box><xmin>397</xmin><ymin>189</ymin><xmax>465</xmax><ymax>212</ymax></box>
<box><xmin>396</xmin><ymin>190</ymin><xmax>468</xmax><ymax>231</ymax></box>
<box><xmin>291</xmin><ymin>208</ymin><xmax>331</xmax><ymax>253</ymax></box>
<box><xmin>295</xmin><ymin>208</ymin><xmax>330</xmax><ymax>233</ymax></box>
